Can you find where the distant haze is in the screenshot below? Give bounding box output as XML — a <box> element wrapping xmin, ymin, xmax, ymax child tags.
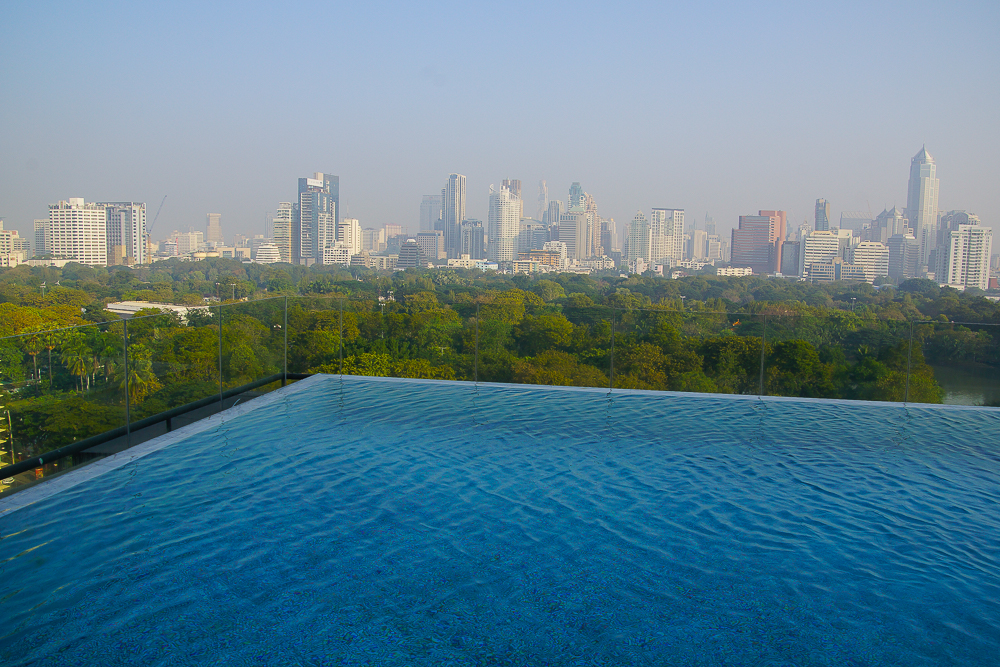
<box><xmin>1</xmin><ymin>1</ymin><xmax>997</xmax><ymax>243</ymax></box>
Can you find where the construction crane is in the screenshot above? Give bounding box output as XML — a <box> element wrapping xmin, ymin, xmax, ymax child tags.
<box><xmin>148</xmin><ymin>195</ymin><xmax>167</xmax><ymax>235</ymax></box>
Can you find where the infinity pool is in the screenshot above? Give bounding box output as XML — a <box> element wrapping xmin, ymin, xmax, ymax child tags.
<box><xmin>1</xmin><ymin>376</ymin><xmax>998</xmax><ymax>665</ymax></box>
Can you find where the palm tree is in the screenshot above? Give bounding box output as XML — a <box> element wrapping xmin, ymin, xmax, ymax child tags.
<box><xmin>21</xmin><ymin>329</ymin><xmax>43</xmax><ymax>383</ymax></box>
<box><xmin>60</xmin><ymin>335</ymin><xmax>91</xmax><ymax>392</ymax></box>
<box><xmin>117</xmin><ymin>344</ymin><xmax>162</xmax><ymax>405</ymax></box>
<box><xmin>40</xmin><ymin>329</ymin><xmax>62</xmax><ymax>388</ymax></box>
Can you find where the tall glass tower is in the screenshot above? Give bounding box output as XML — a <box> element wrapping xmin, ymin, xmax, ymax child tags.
<box><xmin>905</xmin><ymin>147</ymin><xmax>939</xmax><ymax>269</ymax></box>
<box><xmin>294</xmin><ymin>172</ymin><xmax>339</xmax><ymax>265</ymax></box>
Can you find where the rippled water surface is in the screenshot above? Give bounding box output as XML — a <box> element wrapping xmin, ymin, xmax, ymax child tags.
<box><xmin>2</xmin><ymin>376</ymin><xmax>1000</xmax><ymax>666</ymax></box>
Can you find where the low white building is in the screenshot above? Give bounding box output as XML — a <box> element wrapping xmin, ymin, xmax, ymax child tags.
<box><xmin>716</xmin><ymin>266</ymin><xmax>753</xmax><ymax>277</ymax></box>
<box><xmin>106</xmin><ymin>301</ymin><xmax>210</xmax><ymax>323</ymax></box>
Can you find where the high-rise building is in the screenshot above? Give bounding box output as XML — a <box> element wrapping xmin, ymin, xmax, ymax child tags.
<box><xmin>888</xmin><ymin>234</ymin><xmax>920</xmax><ymax>282</ymax></box>
<box><xmin>939</xmin><ymin>216</ymin><xmax>991</xmax><ymax>290</ymax></box>
<box><xmin>441</xmin><ymin>174</ymin><xmax>466</xmax><ymax>258</ymax></box>
<box><xmin>815</xmin><ymin>199</ymin><xmax>831</xmax><ymax>231</ymax></box>
<box><xmin>625</xmin><ymin>211</ymin><xmax>650</xmax><ymax>264</ymax></box>
<box><xmin>649</xmin><ymin>208</ymin><xmax>685</xmax><ymax>265</ymax></box>
<box><xmin>33</xmin><ymin>219</ymin><xmax>46</xmax><ymax>257</ymax></box>
<box><xmin>866</xmin><ymin>207</ymin><xmax>909</xmax><ymax>244</ymax></box>
<box><xmin>730</xmin><ymin>210</ymin><xmax>786</xmax><ymax>274</ymax></box>
<box><xmin>704</xmin><ymin>213</ymin><xmax>716</xmax><ymax>237</ymax></box>
<box><xmin>206</xmin><ymin>213</ymin><xmax>223</xmax><ymax>244</ymax></box>
<box><xmin>568</xmin><ymin>182</ymin><xmax>584</xmax><ymax>210</ymax></box>
<box><xmin>396</xmin><ymin>239</ymin><xmax>425</xmax><ymax>269</ymax></box>
<box><xmin>460</xmin><ymin>220</ymin><xmax>485</xmax><ymax>260</ymax></box>
<box><xmin>905</xmin><ymin>147</ymin><xmax>940</xmax><ymax>269</ymax></box>
<box><xmin>839</xmin><ymin>211</ymin><xmax>873</xmax><ymax>233</ymax></box>
<box><xmin>294</xmin><ymin>172</ymin><xmax>339</xmax><ymax>265</ymax></box>
<box><xmin>850</xmin><ymin>241</ymin><xmax>889</xmax><ymax>284</ymax></box>
<box><xmin>48</xmin><ymin>199</ymin><xmax>107</xmax><ymax>266</ymax></box>
<box><xmin>536</xmin><ymin>180</ymin><xmax>548</xmax><ymax>222</ymax></box>
<box><xmin>0</xmin><ymin>221</ymin><xmax>26</xmax><ymax>268</ymax></box>
<box><xmin>780</xmin><ymin>242</ymin><xmax>800</xmax><ymax>276</ymax></box>
<box><xmin>800</xmin><ymin>229</ymin><xmax>853</xmax><ymax>279</ymax></box>
<box><xmin>545</xmin><ymin>200</ymin><xmax>562</xmax><ymax>229</ymax></box>
<box><xmin>272</xmin><ymin>203</ymin><xmax>293</xmax><ymax>263</ymax></box>
<box><xmin>689</xmin><ymin>230</ymin><xmax>708</xmax><ymax>261</ymax></box>
<box><xmin>487</xmin><ymin>183</ymin><xmax>521</xmax><ymax>263</ymax></box>
<box><xmin>558</xmin><ymin>211</ymin><xmax>588</xmax><ymax>261</ymax></box>
<box><xmin>419</xmin><ymin>195</ymin><xmax>442</xmax><ymax>232</ymax></box>
<box><xmin>501</xmin><ymin>179</ymin><xmax>523</xmax><ymax>220</ymax></box>
<box><xmin>600</xmin><ymin>218</ymin><xmax>617</xmax><ymax>254</ymax></box>
<box><xmin>934</xmin><ymin>211</ymin><xmax>981</xmax><ymax>280</ymax></box>
<box><xmin>175</xmin><ymin>230</ymin><xmax>204</xmax><ymax>255</ymax></box>
<box><xmin>416</xmin><ymin>230</ymin><xmax>445</xmax><ymax>261</ymax></box>
<box><xmin>102</xmin><ymin>202</ymin><xmax>146</xmax><ymax>265</ymax></box>
<box><xmin>337</xmin><ymin>218</ymin><xmax>362</xmax><ymax>256</ymax></box>
<box><xmin>253</xmin><ymin>243</ymin><xmax>281</xmax><ymax>264</ymax></box>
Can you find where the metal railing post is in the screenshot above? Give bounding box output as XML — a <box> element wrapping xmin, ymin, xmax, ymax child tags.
<box><xmin>474</xmin><ymin>303</ymin><xmax>479</xmax><ymax>384</ymax></box>
<box><xmin>339</xmin><ymin>297</ymin><xmax>344</xmax><ymax>375</ymax></box>
<box><xmin>282</xmin><ymin>296</ymin><xmax>288</xmax><ymax>386</ymax></box>
<box><xmin>123</xmin><ymin>318</ymin><xmax>131</xmax><ymax>447</ymax></box>
<box><xmin>758</xmin><ymin>314</ymin><xmax>767</xmax><ymax>396</ymax></box>
<box><xmin>609</xmin><ymin>307</ymin><xmax>615</xmax><ymax>392</ymax></box>
<box><xmin>218</xmin><ymin>303</ymin><xmax>223</xmax><ymax>409</ymax></box>
<box><xmin>905</xmin><ymin>320</ymin><xmax>914</xmax><ymax>403</ymax></box>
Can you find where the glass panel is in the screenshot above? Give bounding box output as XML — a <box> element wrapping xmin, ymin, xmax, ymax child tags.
<box><xmin>918</xmin><ymin>320</ymin><xmax>999</xmax><ymax>406</ymax></box>
<box><xmin>286</xmin><ymin>296</ymin><xmax>343</xmax><ymax>375</ymax></box>
<box><xmin>0</xmin><ymin>321</ymin><xmax>127</xmax><ymax>497</ymax></box>
<box><xmin>220</xmin><ymin>297</ymin><xmax>285</xmax><ymax>399</ymax></box>
<box><xmin>137</xmin><ymin>304</ymin><xmax>221</xmax><ymax>423</ymax></box>
<box><xmin>612</xmin><ymin>306</ymin><xmax>756</xmax><ymax>394</ymax></box>
<box><xmin>380</xmin><ymin>289</ymin><xmax>463</xmax><ymax>381</ymax></box>
<box><xmin>762</xmin><ymin>314</ymin><xmax>913</xmax><ymax>402</ymax></box>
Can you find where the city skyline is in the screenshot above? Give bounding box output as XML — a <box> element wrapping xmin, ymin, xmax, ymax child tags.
<box><xmin>1</xmin><ymin>2</ymin><xmax>996</xmax><ymax>245</ymax></box>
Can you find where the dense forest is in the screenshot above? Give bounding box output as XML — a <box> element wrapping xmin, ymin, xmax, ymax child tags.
<box><xmin>2</xmin><ymin>258</ymin><xmax>1000</xmax><ymax>470</ymax></box>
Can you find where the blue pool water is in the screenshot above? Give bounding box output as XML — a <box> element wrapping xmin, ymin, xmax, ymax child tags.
<box><xmin>1</xmin><ymin>376</ymin><xmax>999</xmax><ymax>666</ymax></box>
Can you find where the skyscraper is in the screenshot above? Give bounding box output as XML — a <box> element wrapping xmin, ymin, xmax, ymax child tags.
<box><xmin>568</xmin><ymin>182</ymin><xmax>584</xmax><ymax>210</ymax></box>
<box><xmin>33</xmin><ymin>219</ymin><xmax>46</xmax><ymax>257</ymax></box>
<box><xmin>294</xmin><ymin>172</ymin><xmax>338</xmax><ymax>265</ymax></box>
<box><xmin>905</xmin><ymin>147</ymin><xmax>940</xmax><ymax>269</ymax></box>
<box><xmin>625</xmin><ymin>211</ymin><xmax>650</xmax><ymax>264</ymax></box>
<box><xmin>48</xmin><ymin>198</ymin><xmax>107</xmax><ymax>266</ymax></box>
<box><xmin>815</xmin><ymin>199</ymin><xmax>831</xmax><ymax>231</ymax></box>
<box><xmin>487</xmin><ymin>183</ymin><xmax>521</xmax><ymax>263</ymax></box>
<box><xmin>501</xmin><ymin>179</ymin><xmax>523</xmax><ymax>220</ymax></box>
<box><xmin>649</xmin><ymin>208</ymin><xmax>684</xmax><ymax>265</ymax></box>
<box><xmin>102</xmin><ymin>202</ymin><xmax>147</xmax><ymax>265</ymax></box>
<box><xmin>206</xmin><ymin>213</ymin><xmax>223</xmax><ymax>244</ymax></box>
<box><xmin>461</xmin><ymin>219</ymin><xmax>485</xmax><ymax>259</ymax></box>
<box><xmin>441</xmin><ymin>174</ymin><xmax>466</xmax><ymax>258</ymax></box>
<box><xmin>942</xmin><ymin>224</ymin><xmax>992</xmax><ymax>290</ymax></box>
<box><xmin>272</xmin><ymin>203</ymin><xmax>293</xmax><ymax>263</ymax></box>
<box><xmin>419</xmin><ymin>195</ymin><xmax>442</xmax><ymax>232</ymax></box>
<box><xmin>730</xmin><ymin>210</ymin><xmax>786</xmax><ymax>274</ymax></box>
<box><xmin>536</xmin><ymin>180</ymin><xmax>548</xmax><ymax>222</ymax></box>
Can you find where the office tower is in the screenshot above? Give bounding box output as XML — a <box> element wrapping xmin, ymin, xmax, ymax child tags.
<box><xmin>516</xmin><ymin>219</ymin><xmax>546</xmax><ymax>255</ymax></box>
<box><xmin>888</xmin><ymin>234</ymin><xmax>920</xmax><ymax>282</ymax></box>
<box><xmin>780</xmin><ymin>242</ymin><xmax>800</xmax><ymax>276</ymax></box>
<box><xmin>206</xmin><ymin>213</ymin><xmax>223</xmax><ymax>244</ymax></box>
<box><xmin>905</xmin><ymin>147</ymin><xmax>940</xmax><ymax>268</ymax></box>
<box><xmin>501</xmin><ymin>179</ymin><xmax>523</xmax><ymax>220</ymax></box>
<box><xmin>416</xmin><ymin>230</ymin><xmax>445</xmax><ymax>260</ymax></box>
<box><xmin>582</xmin><ymin>192</ymin><xmax>601</xmax><ymax>257</ymax></box>
<box><xmin>396</xmin><ymin>240</ymin><xmax>425</xmax><ymax>269</ymax></box>
<box><xmin>441</xmin><ymin>174</ymin><xmax>466</xmax><ymax>258</ymax></box>
<box><xmin>689</xmin><ymin>230</ymin><xmax>708</xmax><ymax>261</ymax></box>
<box><xmin>839</xmin><ymin>211</ymin><xmax>873</xmax><ymax>233</ymax></box>
<box><xmin>545</xmin><ymin>200</ymin><xmax>562</xmax><ymax>228</ymax></box>
<box><xmin>48</xmin><ymin>199</ymin><xmax>107</xmax><ymax>266</ymax></box>
<box><xmin>600</xmin><ymin>218</ymin><xmax>617</xmax><ymax>254</ymax></box>
<box><xmin>937</xmin><ymin>214</ymin><xmax>991</xmax><ymax>289</ymax></box>
<box><xmin>558</xmin><ymin>210</ymin><xmax>588</xmax><ymax>261</ymax></box>
<box><xmin>730</xmin><ymin>210</ymin><xmax>786</xmax><ymax>274</ymax></box>
<box><xmin>294</xmin><ymin>172</ymin><xmax>338</xmax><ymax>265</ymax></box>
<box><xmin>175</xmin><ymin>231</ymin><xmax>204</xmax><ymax>254</ymax></box>
<box><xmin>704</xmin><ymin>213</ymin><xmax>716</xmax><ymax>237</ymax></box>
<box><xmin>649</xmin><ymin>208</ymin><xmax>685</xmax><ymax>265</ymax></box>
<box><xmin>850</xmin><ymin>241</ymin><xmax>889</xmax><ymax>283</ymax></box>
<box><xmin>625</xmin><ymin>211</ymin><xmax>650</xmax><ymax>264</ymax></box>
<box><xmin>33</xmin><ymin>219</ymin><xmax>46</xmax><ymax>256</ymax></box>
<box><xmin>420</xmin><ymin>195</ymin><xmax>442</xmax><ymax>232</ymax></box>
<box><xmin>337</xmin><ymin>218</ymin><xmax>362</xmax><ymax>256</ymax></box>
<box><xmin>101</xmin><ymin>202</ymin><xmax>146</xmax><ymax>265</ymax></box>
<box><xmin>568</xmin><ymin>182</ymin><xmax>584</xmax><ymax>210</ymax></box>
<box><xmin>799</xmin><ymin>229</ymin><xmax>853</xmax><ymax>279</ymax></box>
<box><xmin>272</xmin><ymin>203</ymin><xmax>293</xmax><ymax>263</ymax></box>
<box><xmin>487</xmin><ymin>183</ymin><xmax>521</xmax><ymax>263</ymax></box>
<box><xmin>815</xmin><ymin>199</ymin><xmax>831</xmax><ymax>231</ymax></box>
<box><xmin>706</xmin><ymin>235</ymin><xmax>722</xmax><ymax>261</ymax></box>
<box><xmin>866</xmin><ymin>207</ymin><xmax>909</xmax><ymax>244</ymax></box>
<box><xmin>460</xmin><ymin>220</ymin><xmax>485</xmax><ymax>259</ymax></box>
<box><xmin>361</xmin><ymin>228</ymin><xmax>384</xmax><ymax>253</ymax></box>
<box><xmin>537</xmin><ymin>180</ymin><xmax>548</xmax><ymax>221</ymax></box>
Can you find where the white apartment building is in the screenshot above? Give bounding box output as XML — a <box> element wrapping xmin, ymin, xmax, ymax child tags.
<box><xmin>336</xmin><ymin>218</ymin><xmax>362</xmax><ymax>258</ymax></box>
<box><xmin>175</xmin><ymin>231</ymin><xmax>204</xmax><ymax>255</ymax></box>
<box><xmin>253</xmin><ymin>243</ymin><xmax>281</xmax><ymax>264</ymax></box>
<box><xmin>716</xmin><ymin>266</ymin><xmax>753</xmax><ymax>276</ymax></box>
<box><xmin>800</xmin><ymin>229</ymin><xmax>853</xmax><ymax>279</ymax></box>
<box><xmin>649</xmin><ymin>208</ymin><xmax>684</xmax><ymax>265</ymax></box>
<box><xmin>0</xmin><ymin>221</ymin><xmax>25</xmax><ymax>267</ymax></box>
<box><xmin>272</xmin><ymin>203</ymin><xmax>293</xmax><ymax>263</ymax></box>
<box><xmin>943</xmin><ymin>224</ymin><xmax>992</xmax><ymax>290</ymax></box>
<box><xmin>48</xmin><ymin>199</ymin><xmax>107</xmax><ymax>266</ymax></box>
<box><xmin>625</xmin><ymin>211</ymin><xmax>650</xmax><ymax>264</ymax></box>
<box><xmin>323</xmin><ymin>241</ymin><xmax>352</xmax><ymax>266</ymax></box>
<box><xmin>850</xmin><ymin>241</ymin><xmax>889</xmax><ymax>284</ymax></box>
<box><xmin>487</xmin><ymin>184</ymin><xmax>521</xmax><ymax>263</ymax></box>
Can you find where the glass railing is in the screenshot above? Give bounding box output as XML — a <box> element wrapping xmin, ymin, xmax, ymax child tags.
<box><xmin>4</xmin><ymin>294</ymin><xmax>996</xmax><ymax>497</ymax></box>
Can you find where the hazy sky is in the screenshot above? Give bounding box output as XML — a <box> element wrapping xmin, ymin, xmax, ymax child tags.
<box><xmin>2</xmin><ymin>0</ymin><xmax>998</xmax><ymax>245</ymax></box>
